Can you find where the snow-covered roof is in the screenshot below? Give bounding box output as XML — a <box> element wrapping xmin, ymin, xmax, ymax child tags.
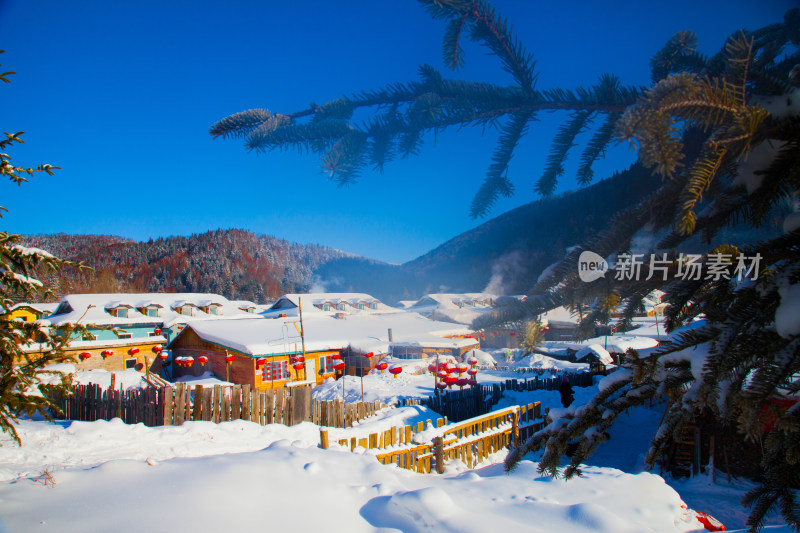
<box><xmin>261</xmin><ymin>293</ymin><xmax>402</xmax><ymax>319</ymax></box>
<box><xmin>540</xmin><ymin>306</ymin><xmax>580</xmax><ymax>326</ymax></box>
<box><xmin>181</xmin><ymin>312</ymin><xmax>475</xmax><ymax>357</ymax></box>
<box><xmin>407</xmin><ymin>293</ymin><xmax>498</xmax><ymax>326</ymax></box>
<box><xmin>574</xmin><ymin>344</ymin><xmax>614</xmax><ymax>365</ymax></box>
<box><xmin>45</xmin><ymin>293</ymin><xmax>262</xmax><ymax>328</ymax></box>
<box><xmin>3</xmin><ymin>302</ymin><xmax>59</xmax><ymax>315</ymax></box>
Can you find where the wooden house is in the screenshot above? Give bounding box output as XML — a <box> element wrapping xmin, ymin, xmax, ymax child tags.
<box><xmin>168</xmin><ymin>318</ymin><xmax>341</xmax><ymax>389</ymax></box>
<box><xmin>1</xmin><ymin>302</ymin><xmax>58</xmax><ymax>322</ymax></box>
<box><xmin>24</xmin><ymin>293</ymin><xmax>261</xmax><ymax>372</ymax></box>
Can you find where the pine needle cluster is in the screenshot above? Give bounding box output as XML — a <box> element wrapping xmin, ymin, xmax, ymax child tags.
<box><xmin>210</xmin><ymin>1</ymin><xmax>645</xmax><ymax>219</ymax></box>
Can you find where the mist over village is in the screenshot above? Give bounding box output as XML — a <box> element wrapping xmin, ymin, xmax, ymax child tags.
<box><xmin>1</xmin><ymin>1</ymin><xmax>799</xmax><ymax>532</ymax></box>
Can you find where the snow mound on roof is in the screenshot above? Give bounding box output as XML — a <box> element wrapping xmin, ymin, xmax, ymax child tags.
<box><xmin>575</xmin><ymin>344</ymin><xmax>614</xmax><ymax>365</ymax></box>
<box><xmin>513</xmin><ymin>352</ymin><xmax>589</xmax><ymax>372</ymax></box>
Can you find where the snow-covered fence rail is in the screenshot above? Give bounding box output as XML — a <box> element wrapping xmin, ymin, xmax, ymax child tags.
<box><xmin>322</xmin><ymin>403</ymin><xmax>543</xmax><ymax>473</ymax></box>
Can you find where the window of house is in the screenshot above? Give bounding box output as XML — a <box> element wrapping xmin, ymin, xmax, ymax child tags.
<box><xmin>336</xmin><ymin>303</ymin><xmax>346</xmax><ymax>311</ymax></box>
<box><xmin>263</xmin><ymin>360</ymin><xmax>290</xmax><ymax>381</ymax></box>
<box><xmin>369</xmin><ymin>302</ymin><xmax>378</xmax><ymax>310</ymax></box>
<box><xmin>116</xmin><ymin>332</ymin><xmax>133</xmax><ymax>339</ymax></box>
<box><xmin>322</xmin><ymin>304</ymin><xmax>331</xmax><ymax>311</ymax></box>
<box><xmin>208</xmin><ymin>306</ymin><xmax>219</xmax><ymax>315</ymax></box>
<box><xmin>116</xmin><ymin>308</ymin><xmax>128</xmax><ymax>318</ymax></box>
<box><xmin>125</xmin><ymin>358</ymin><xmax>137</xmax><ymax>369</ymax></box>
<box><xmin>318</xmin><ymin>356</ymin><xmax>333</xmax><ymax>374</ymax></box>
<box><xmin>180</xmin><ymin>307</ymin><xmax>192</xmax><ymax>316</ymax></box>
<box><xmin>356</xmin><ymin>303</ymin><xmax>365</xmax><ymax>310</ymax></box>
<box><xmin>147</xmin><ymin>308</ymin><xmax>158</xmax><ymax>317</ymax></box>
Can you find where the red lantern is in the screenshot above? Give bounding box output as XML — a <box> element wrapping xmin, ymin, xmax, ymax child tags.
<box><xmin>481</xmin><ymin>333</ymin><xmax>486</xmax><ymax>340</ymax></box>
<box><xmin>437</xmin><ymin>370</ymin><xmax>449</xmax><ymax>380</ymax></box>
<box><xmin>330</xmin><ymin>352</ymin><xmax>342</xmax><ymax>360</ymax></box>
<box><xmin>154</xmin><ymin>328</ymin><xmax>162</xmax><ymax>335</ymax></box>
<box><xmin>435</xmin><ymin>382</ymin><xmax>447</xmax><ymax>390</ymax></box>
<box><xmin>79</xmin><ymin>351</ymin><xmax>92</xmax><ymax>360</ymax></box>
<box><xmin>332</xmin><ymin>359</ymin><xmax>346</xmax><ymax>371</ymax></box>
<box><xmin>225</xmin><ymin>354</ymin><xmax>235</xmax><ymax>364</ymax></box>
<box><xmin>456</xmin><ymin>363</ymin><xmax>469</xmax><ymax>374</ymax></box>
<box><xmin>153</xmin><ymin>344</ymin><xmax>163</xmax><ymax>353</ymax></box>
<box><xmin>510</xmin><ymin>332</ymin><xmax>516</xmax><ymax>337</ymax></box>
<box><xmin>198</xmin><ymin>356</ymin><xmax>208</xmax><ymax>366</ymax></box>
<box><xmin>158</xmin><ymin>352</ymin><xmax>168</xmax><ymax>361</ymax></box>
<box><xmin>363</xmin><ymin>352</ymin><xmax>374</xmax><ymax>359</ymax></box>
<box><xmin>456</xmin><ymin>377</ymin><xmax>469</xmax><ymax>388</ymax></box>
<box><xmin>256</xmin><ymin>357</ymin><xmax>267</xmax><ymax>367</ymax></box>
<box><xmin>292</xmin><ymin>362</ymin><xmax>304</xmax><ymax>371</ymax></box>
<box><xmin>467</xmin><ymin>378</ymin><xmax>478</xmax><ymax>387</ymax></box>
<box><xmin>376</xmin><ymin>361</ymin><xmax>388</xmax><ymax>373</ymax></box>
<box><xmin>445</xmin><ymin>362</ymin><xmax>456</xmax><ymax>373</ymax></box>
<box><xmin>129</xmin><ymin>347</ymin><xmax>140</xmax><ymax>355</ymax></box>
<box><xmin>467</xmin><ymin>356</ymin><xmax>478</xmax><ymax>366</ymax></box>
<box><xmin>389</xmin><ymin>365</ymin><xmax>402</xmax><ymax>378</ymax></box>
<box><xmin>427</xmin><ymin>363</ymin><xmax>437</xmax><ymax>374</ymax></box>
<box><xmin>185</xmin><ymin>357</ymin><xmax>195</xmax><ymax>366</ymax></box>
<box><xmin>101</xmin><ymin>349</ymin><xmax>114</xmax><ymax>358</ymax></box>
<box><xmin>492</xmin><ymin>331</ymin><xmax>498</xmax><ymax>336</ymax></box>
<box><xmin>292</xmin><ymin>354</ymin><xmax>305</xmax><ymax>364</ymax></box>
<box><xmin>467</xmin><ymin>368</ymin><xmax>478</xmax><ymax>376</ymax></box>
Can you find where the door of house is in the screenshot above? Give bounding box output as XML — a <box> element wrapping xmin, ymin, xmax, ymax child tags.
<box><xmin>305</xmin><ymin>358</ymin><xmax>316</xmax><ymax>384</ymax></box>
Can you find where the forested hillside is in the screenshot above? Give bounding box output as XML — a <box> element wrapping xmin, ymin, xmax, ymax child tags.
<box><xmin>20</xmin><ymin>229</ymin><xmax>352</xmax><ymax>303</ymax></box>
<box><xmin>316</xmin><ymin>162</ymin><xmax>788</xmax><ymax>302</ymax></box>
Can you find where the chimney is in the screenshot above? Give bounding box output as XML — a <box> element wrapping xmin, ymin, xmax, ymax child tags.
<box><xmin>388</xmin><ymin>328</ymin><xmax>393</xmax><ymax>342</ymax></box>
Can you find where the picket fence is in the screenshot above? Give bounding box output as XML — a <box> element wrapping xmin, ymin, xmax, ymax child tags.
<box><xmin>320</xmin><ymin>402</ymin><xmax>544</xmax><ymax>473</ymax></box>
<box><xmin>52</xmin><ymin>382</ymin><xmax>384</xmax><ymax>429</ymax></box>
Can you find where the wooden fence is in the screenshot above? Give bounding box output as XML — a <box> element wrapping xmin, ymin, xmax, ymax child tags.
<box><xmin>321</xmin><ymin>402</ymin><xmax>543</xmax><ymax>473</ymax></box>
<box><xmin>52</xmin><ymin>383</ymin><xmax>165</xmax><ymax>426</ymax></box>
<box><xmin>53</xmin><ymin>382</ymin><xmax>385</xmax><ymax>429</ymax></box>
<box><xmin>414</xmin><ymin>373</ymin><xmax>592</xmax><ymax>423</ymax></box>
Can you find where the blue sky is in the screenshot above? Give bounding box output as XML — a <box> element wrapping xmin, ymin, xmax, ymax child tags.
<box><xmin>0</xmin><ymin>1</ymin><xmax>795</xmax><ymax>264</ymax></box>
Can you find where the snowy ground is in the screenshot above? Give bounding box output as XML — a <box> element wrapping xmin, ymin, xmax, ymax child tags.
<box><xmin>2</xmin><ymin>348</ymin><xmax>791</xmax><ymax>531</ymax></box>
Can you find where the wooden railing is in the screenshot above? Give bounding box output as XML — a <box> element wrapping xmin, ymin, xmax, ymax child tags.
<box><xmin>320</xmin><ymin>402</ymin><xmax>543</xmax><ymax>473</ymax></box>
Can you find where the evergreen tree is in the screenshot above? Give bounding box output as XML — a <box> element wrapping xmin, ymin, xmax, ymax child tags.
<box><xmin>520</xmin><ymin>319</ymin><xmax>545</xmax><ymax>354</ymax></box>
<box><xmin>0</xmin><ymin>51</ymin><xmax>89</xmax><ymax>444</ymax></box>
<box><xmin>211</xmin><ymin>3</ymin><xmax>800</xmax><ymax>529</ymax></box>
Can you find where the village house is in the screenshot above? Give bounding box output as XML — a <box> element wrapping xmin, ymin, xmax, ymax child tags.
<box><xmin>24</xmin><ymin>293</ymin><xmax>261</xmax><ymax>372</ymax></box>
<box><xmin>261</xmin><ymin>292</ymin><xmax>404</xmax><ymax>319</ymax></box>
<box><xmin>406</xmin><ymin>293</ymin><xmax>497</xmax><ymax>325</ymax></box>
<box><xmin>1</xmin><ymin>302</ymin><xmax>59</xmax><ymax>323</ymax></box>
<box><xmin>169</xmin><ymin>305</ymin><xmax>481</xmax><ymax>386</ymax></box>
